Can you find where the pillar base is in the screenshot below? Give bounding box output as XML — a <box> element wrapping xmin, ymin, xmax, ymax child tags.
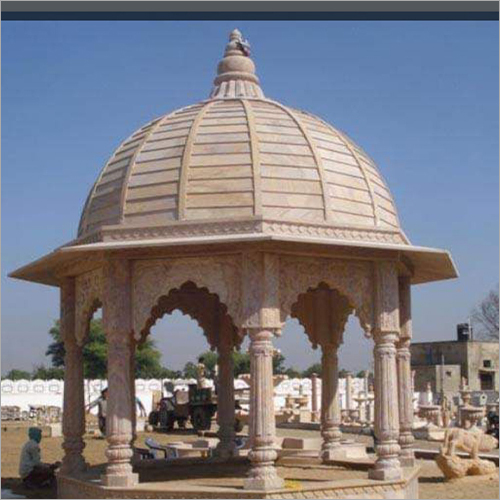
<box><xmin>399</xmin><ymin>455</ymin><xmax>416</xmax><ymax>468</ymax></box>
<box><xmin>214</xmin><ymin>443</ymin><xmax>237</xmax><ymax>459</ymax></box>
<box><xmin>244</xmin><ymin>470</ymin><xmax>285</xmax><ymax>491</ymax></box>
<box><xmin>320</xmin><ymin>446</ymin><xmax>347</xmax><ymax>462</ymax></box>
<box><xmin>369</xmin><ymin>463</ymin><xmax>402</xmax><ymax>481</ymax></box>
<box><xmin>101</xmin><ymin>472</ymin><xmax>139</xmax><ymax>488</ymax></box>
<box><xmin>60</xmin><ymin>457</ymin><xmax>87</xmax><ymax>476</ymax></box>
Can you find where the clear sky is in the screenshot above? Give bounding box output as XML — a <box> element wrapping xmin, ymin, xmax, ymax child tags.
<box><xmin>2</xmin><ymin>20</ymin><xmax>498</xmax><ymax>375</ymax></box>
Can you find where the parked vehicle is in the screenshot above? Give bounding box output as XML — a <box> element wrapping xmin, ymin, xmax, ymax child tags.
<box><xmin>148</xmin><ymin>383</ymin><xmax>243</xmax><ymax>433</ymax></box>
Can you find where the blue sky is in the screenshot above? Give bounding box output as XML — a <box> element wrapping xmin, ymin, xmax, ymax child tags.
<box><xmin>2</xmin><ymin>21</ymin><xmax>498</xmax><ymax>375</ymax></box>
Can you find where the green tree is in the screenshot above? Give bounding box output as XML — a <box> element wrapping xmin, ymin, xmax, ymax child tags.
<box><xmin>46</xmin><ymin>319</ymin><xmax>169</xmax><ymax>379</ymax></box>
<box><xmin>5</xmin><ymin>369</ymin><xmax>32</xmax><ymax>380</ymax></box>
<box><xmin>183</xmin><ymin>361</ymin><xmax>198</xmax><ymax>379</ymax></box>
<box><xmin>232</xmin><ymin>351</ymin><xmax>250</xmax><ymax>377</ymax></box>
<box><xmin>272</xmin><ymin>352</ymin><xmax>286</xmax><ymax>374</ymax></box>
<box><xmin>302</xmin><ymin>363</ymin><xmax>322</xmax><ymax>378</ymax></box>
<box><xmin>32</xmin><ymin>365</ymin><xmax>65</xmax><ymax>380</ymax></box>
<box><xmin>284</xmin><ymin>367</ymin><xmax>301</xmax><ymax>378</ymax></box>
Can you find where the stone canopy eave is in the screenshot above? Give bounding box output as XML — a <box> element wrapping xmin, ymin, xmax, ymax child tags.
<box><xmin>9</xmin><ymin>232</ymin><xmax>458</xmax><ymax>288</ymax></box>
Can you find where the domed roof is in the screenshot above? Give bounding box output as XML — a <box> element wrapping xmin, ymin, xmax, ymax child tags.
<box><xmin>77</xmin><ymin>29</ymin><xmax>408</xmax><ymax>246</ymax></box>
<box><xmin>10</xmin><ymin>29</ymin><xmax>458</xmax><ymax>287</ymax></box>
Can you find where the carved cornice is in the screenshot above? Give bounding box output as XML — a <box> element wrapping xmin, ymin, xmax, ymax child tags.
<box><xmin>70</xmin><ymin>218</ymin><xmax>406</xmax><ymax>247</ymax></box>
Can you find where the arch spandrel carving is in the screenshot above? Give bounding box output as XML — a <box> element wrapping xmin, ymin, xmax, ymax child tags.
<box><xmin>279</xmin><ymin>255</ymin><xmax>375</xmax><ymax>336</ymax></box>
<box><xmin>75</xmin><ymin>268</ymin><xmax>103</xmax><ymax>345</ymax></box>
<box><xmin>132</xmin><ymin>256</ymin><xmax>241</xmax><ymax>340</ymax></box>
<box><xmin>291</xmin><ymin>286</ymin><xmax>353</xmax><ymax>349</ymax></box>
<box><xmin>138</xmin><ymin>284</ymin><xmax>239</xmax><ymax>349</ymax></box>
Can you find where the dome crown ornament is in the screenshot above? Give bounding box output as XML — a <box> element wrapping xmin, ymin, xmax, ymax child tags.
<box><xmin>210</xmin><ymin>29</ymin><xmax>264</xmax><ymax>99</ymax></box>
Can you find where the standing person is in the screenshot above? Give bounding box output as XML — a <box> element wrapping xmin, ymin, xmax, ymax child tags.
<box><xmin>19</xmin><ymin>427</ymin><xmax>60</xmax><ymax>488</ymax></box>
<box><xmin>87</xmin><ymin>388</ymin><xmax>108</xmax><ymax>436</ymax></box>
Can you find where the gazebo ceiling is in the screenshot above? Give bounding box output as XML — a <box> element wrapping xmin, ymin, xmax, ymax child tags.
<box><xmin>9</xmin><ymin>29</ymin><xmax>458</xmax><ymax>287</ymax></box>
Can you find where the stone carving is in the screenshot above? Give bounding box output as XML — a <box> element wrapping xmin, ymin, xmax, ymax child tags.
<box><xmin>101</xmin><ymin>259</ymin><xmax>138</xmax><ymax>487</ymax></box>
<box><xmin>436</xmin><ymin>428</ymin><xmax>498</xmax><ymax>479</ymax></box>
<box><xmin>435</xmin><ymin>454</ymin><xmax>496</xmax><ymax>479</ymax></box>
<box><xmin>441</xmin><ymin>428</ymin><xmax>498</xmax><ymax>458</ymax></box>
<box><xmin>244</xmin><ymin>328</ymin><xmax>284</xmax><ymax>490</ymax></box>
<box><xmin>132</xmin><ymin>256</ymin><xmax>241</xmax><ymax>340</ymax></box>
<box><xmin>241</xmin><ymin>252</ymin><xmax>281</xmax><ymax>332</ymax></box>
<box><xmin>279</xmin><ymin>255</ymin><xmax>374</xmax><ymax>335</ymax></box>
<box><xmin>75</xmin><ymin>268</ymin><xmax>103</xmax><ymax>345</ymax></box>
<box><xmin>60</xmin><ymin>279</ymin><xmax>87</xmax><ymax>475</ymax></box>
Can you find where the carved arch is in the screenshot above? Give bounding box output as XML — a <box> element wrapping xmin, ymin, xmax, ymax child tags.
<box><xmin>279</xmin><ymin>255</ymin><xmax>374</xmax><ymax>336</ymax></box>
<box><xmin>290</xmin><ymin>283</ymin><xmax>354</xmax><ymax>349</ymax></box>
<box><xmin>75</xmin><ymin>268</ymin><xmax>103</xmax><ymax>346</ymax></box>
<box><xmin>132</xmin><ymin>256</ymin><xmax>241</xmax><ymax>344</ymax></box>
<box><xmin>137</xmin><ymin>281</ymin><xmax>240</xmax><ymax>349</ymax></box>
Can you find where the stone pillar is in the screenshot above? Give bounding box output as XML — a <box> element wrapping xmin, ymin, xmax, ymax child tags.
<box><xmin>244</xmin><ymin>328</ymin><xmax>284</xmax><ymax>490</ymax></box>
<box><xmin>215</xmin><ymin>324</ymin><xmax>236</xmax><ymax>458</ymax></box>
<box><xmin>320</xmin><ymin>343</ymin><xmax>343</xmax><ymax>461</ymax></box>
<box><xmin>130</xmin><ymin>341</ymin><xmax>137</xmax><ymax>446</ymax></box>
<box><xmin>346</xmin><ymin>372</ymin><xmax>353</xmax><ymax>411</ymax></box>
<box><xmin>397</xmin><ymin>276</ymin><xmax>415</xmax><ymax>467</ymax></box>
<box><xmin>311</xmin><ymin>373</ymin><xmax>319</xmax><ymax>423</ymax></box>
<box><xmin>369</xmin><ymin>262</ymin><xmax>402</xmax><ymax>481</ymax></box>
<box><xmin>101</xmin><ymin>259</ymin><xmax>138</xmax><ymax>488</ymax></box>
<box><xmin>60</xmin><ymin>278</ymin><xmax>87</xmax><ymax>475</ymax></box>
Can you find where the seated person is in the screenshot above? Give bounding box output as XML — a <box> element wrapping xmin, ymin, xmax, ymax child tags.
<box><xmin>19</xmin><ymin>427</ymin><xmax>60</xmax><ymax>488</ymax></box>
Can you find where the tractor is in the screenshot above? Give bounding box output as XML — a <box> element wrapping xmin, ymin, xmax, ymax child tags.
<box><xmin>148</xmin><ymin>383</ymin><xmax>244</xmax><ymax>433</ymax></box>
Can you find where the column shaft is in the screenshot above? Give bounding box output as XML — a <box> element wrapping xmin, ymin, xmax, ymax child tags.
<box><xmin>370</xmin><ymin>332</ymin><xmax>402</xmax><ymax>480</ymax></box>
<box><xmin>320</xmin><ymin>344</ymin><xmax>343</xmax><ymax>461</ymax></box>
<box><xmin>397</xmin><ymin>341</ymin><xmax>415</xmax><ymax>467</ymax></box>
<box><xmin>60</xmin><ymin>278</ymin><xmax>87</xmax><ymax>476</ymax></box>
<box><xmin>244</xmin><ymin>329</ymin><xmax>284</xmax><ymax>490</ymax></box>
<box><xmin>101</xmin><ymin>259</ymin><xmax>138</xmax><ymax>488</ymax></box>
<box><xmin>216</xmin><ymin>340</ymin><xmax>236</xmax><ymax>458</ymax></box>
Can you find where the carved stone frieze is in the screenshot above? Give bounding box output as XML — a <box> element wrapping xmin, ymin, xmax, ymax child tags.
<box><xmin>279</xmin><ymin>255</ymin><xmax>374</xmax><ymax>336</ymax></box>
<box><xmin>75</xmin><ymin>268</ymin><xmax>103</xmax><ymax>345</ymax></box>
<box><xmin>241</xmin><ymin>252</ymin><xmax>281</xmax><ymax>331</ymax></box>
<box><xmin>86</xmin><ymin>218</ymin><xmax>407</xmax><ymax>246</ymax></box>
<box><xmin>132</xmin><ymin>256</ymin><xmax>241</xmax><ymax>340</ymax></box>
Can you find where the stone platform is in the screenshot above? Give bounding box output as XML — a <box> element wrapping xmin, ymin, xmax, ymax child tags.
<box><xmin>57</xmin><ymin>457</ymin><xmax>420</xmax><ymax>499</ymax></box>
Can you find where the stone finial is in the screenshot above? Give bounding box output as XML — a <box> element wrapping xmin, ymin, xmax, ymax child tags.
<box><xmin>210</xmin><ymin>29</ymin><xmax>264</xmax><ymax>99</ymax></box>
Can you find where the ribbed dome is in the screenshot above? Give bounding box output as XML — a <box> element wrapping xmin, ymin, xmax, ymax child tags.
<box><xmin>77</xmin><ymin>29</ymin><xmax>407</xmax><ymax>246</ymax></box>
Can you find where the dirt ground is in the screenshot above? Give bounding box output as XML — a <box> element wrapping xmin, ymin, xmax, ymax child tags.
<box><xmin>2</xmin><ymin>423</ymin><xmax>498</xmax><ymax>499</ymax></box>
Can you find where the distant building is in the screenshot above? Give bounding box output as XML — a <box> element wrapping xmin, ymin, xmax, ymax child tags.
<box><xmin>411</xmin><ymin>324</ymin><xmax>499</xmax><ymax>396</ymax></box>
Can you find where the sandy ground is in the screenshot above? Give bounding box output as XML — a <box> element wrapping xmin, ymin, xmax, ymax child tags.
<box><xmin>2</xmin><ymin>423</ymin><xmax>498</xmax><ymax>499</ymax></box>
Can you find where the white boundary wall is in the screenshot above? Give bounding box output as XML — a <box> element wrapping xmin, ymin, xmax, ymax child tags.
<box><xmin>1</xmin><ymin>378</ymin><xmax>421</xmax><ymax>414</ymax></box>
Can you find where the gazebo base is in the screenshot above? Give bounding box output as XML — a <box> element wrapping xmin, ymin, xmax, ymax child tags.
<box><xmin>57</xmin><ymin>458</ymin><xmax>420</xmax><ymax>499</ymax></box>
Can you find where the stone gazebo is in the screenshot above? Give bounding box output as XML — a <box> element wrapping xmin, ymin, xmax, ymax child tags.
<box><xmin>11</xmin><ymin>30</ymin><xmax>457</xmax><ymax>498</ymax></box>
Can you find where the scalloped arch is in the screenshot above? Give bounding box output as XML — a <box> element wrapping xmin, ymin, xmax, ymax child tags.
<box><xmin>279</xmin><ymin>256</ymin><xmax>375</xmax><ymax>336</ymax></box>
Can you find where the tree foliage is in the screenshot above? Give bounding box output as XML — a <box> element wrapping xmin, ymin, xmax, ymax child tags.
<box><xmin>32</xmin><ymin>365</ymin><xmax>65</xmax><ymax>380</ymax></box>
<box><xmin>4</xmin><ymin>369</ymin><xmax>32</xmax><ymax>380</ymax></box>
<box><xmin>472</xmin><ymin>286</ymin><xmax>499</xmax><ymax>340</ymax></box>
<box><xmin>302</xmin><ymin>363</ymin><xmax>322</xmax><ymax>378</ymax></box>
<box><xmin>46</xmin><ymin>319</ymin><xmax>170</xmax><ymax>379</ymax></box>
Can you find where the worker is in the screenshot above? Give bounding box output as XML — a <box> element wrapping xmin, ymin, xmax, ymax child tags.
<box><xmin>196</xmin><ymin>356</ymin><xmax>210</xmax><ymax>389</ymax></box>
<box><xmin>19</xmin><ymin>427</ymin><xmax>60</xmax><ymax>488</ymax></box>
<box><xmin>87</xmin><ymin>388</ymin><xmax>108</xmax><ymax>436</ymax></box>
